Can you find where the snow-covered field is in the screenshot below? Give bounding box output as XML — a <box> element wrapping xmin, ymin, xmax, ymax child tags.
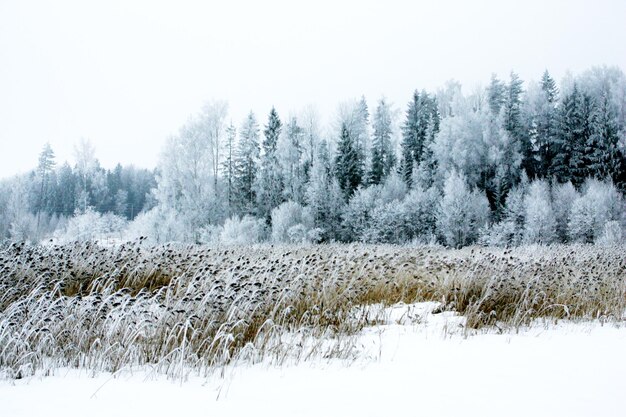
<box><xmin>2</xmin><ymin>303</ymin><xmax>624</xmax><ymax>417</ymax></box>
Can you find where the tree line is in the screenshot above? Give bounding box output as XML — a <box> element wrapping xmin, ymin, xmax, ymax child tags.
<box><xmin>1</xmin><ymin>66</ymin><xmax>625</xmax><ymax>246</ymax></box>
<box><xmin>0</xmin><ymin>138</ymin><xmax>155</xmax><ymax>241</ymax></box>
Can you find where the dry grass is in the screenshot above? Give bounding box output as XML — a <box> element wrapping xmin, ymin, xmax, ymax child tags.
<box><xmin>0</xmin><ymin>241</ymin><xmax>624</xmax><ymax>379</ymax></box>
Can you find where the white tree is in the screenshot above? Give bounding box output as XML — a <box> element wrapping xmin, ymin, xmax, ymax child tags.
<box><xmin>437</xmin><ymin>170</ymin><xmax>490</xmax><ymax>248</ymax></box>
<box><xmin>73</xmin><ymin>138</ymin><xmax>97</xmax><ymax>212</ymax></box>
<box><xmin>523</xmin><ymin>180</ymin><xmax>557</xmax><ymax>244</ymax></box>
<box><xmin>271</xmin><ymin>200</ymin><xmax>310</xmax><ymax>243</ymax></box>
<box><xmin>551</xmin><ymin>181</ymin><xmax>579</xmax><ymax>242</ymax></box>
<box><xmin>305</xmin><ymin>141</ymin><xmax>343</xmax><ymax>241</ymax></box>
<box><xmin>220</xmin><ymin>215</ymin><xmax>265</xmax><ymax>245</ymax></box>
<box><xmin>6</xmin><ymin>176</ymin><xmax>37</xmax><ymax>241</ymax></box>
<box><xmin>568</xmin><ymin>179</ymin><xmax>624</xmax><ymax>243</ymax></box>
<box><xmin>155</xmin><ymin>102</ymin><xmax>229</xmax><ymax>241</ymax></box>
<box><xmin>199</xmin><ymin>100</ymin><xmax>229</xmax><ymax>190</ymax></box>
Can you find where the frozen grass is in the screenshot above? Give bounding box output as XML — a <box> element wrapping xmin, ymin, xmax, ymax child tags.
<box><xmin>2</xmin><ymin>304</ymin><xmax>625</xmax><ymax>417</ymax></box>
<box><xmin>0</xmin><ymin>241</ymin><xmax>624</xmax><ymax>379</ymax></box>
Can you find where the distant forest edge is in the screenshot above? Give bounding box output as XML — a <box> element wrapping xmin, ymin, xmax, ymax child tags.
<box><xmin>1</xmin><ymin>66</ymin><xmax>624</xmax><ymax>247</ymax></box>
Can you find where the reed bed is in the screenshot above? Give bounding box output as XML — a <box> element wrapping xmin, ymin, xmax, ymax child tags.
<box><xmin>0</xmin><ymin>241</ymin><xmax>624</xmax><ymax>379</ymax></box>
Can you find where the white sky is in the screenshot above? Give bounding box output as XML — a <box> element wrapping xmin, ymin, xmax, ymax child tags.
<box><xmin>1</xmin><ymin>0</ymin><xmax>625</xmax><ymax>178</ymax></box>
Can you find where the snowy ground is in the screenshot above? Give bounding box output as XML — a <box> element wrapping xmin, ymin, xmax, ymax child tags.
<box><xmin>1</xmin><ymin>303</ymin><xmax>624</xmax><ymax>417</ymax></box>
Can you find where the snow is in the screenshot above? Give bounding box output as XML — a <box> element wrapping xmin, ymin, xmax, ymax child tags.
<box><xmin>1</xmin><ymin>303</ymin><xmax>624</xmax><ymax>417</ymax></box>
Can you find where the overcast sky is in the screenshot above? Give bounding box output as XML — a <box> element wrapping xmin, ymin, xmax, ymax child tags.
<box><xmin>1</xmin><ymin>0</ymin><xmax>625</xmax><ymax>178</ymax></box>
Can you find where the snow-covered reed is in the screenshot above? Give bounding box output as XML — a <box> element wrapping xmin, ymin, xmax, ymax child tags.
<box><xmin>0</xmin><ymin>241</ymin><xmax>623</xmax><ymax>379</ymax></box>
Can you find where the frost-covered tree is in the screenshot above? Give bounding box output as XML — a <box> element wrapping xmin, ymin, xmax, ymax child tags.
<box><xmin>551</xmin><ymin>181</ymin><xmax>579</xmax><ymax>242</ymax></box>
<box><xmin>437</xmin><ymin>171</ymin><xmax>490</xmax><ymax>248</ymax></box>
<box><xmin>487</xmin><ymin>74</ymin><xmax>506</xmax><ymax>116</ymax></box>
<box><xmin>482</xmin><ymin>174</ymin><xmax>528</xmax><ymax>246</ymax></box>
<box><xmin>155</xmin><ymin>106</ymin><xmax>227</xmax><ymax>241</ymax></box>
<box><xmin>399</xmin><ymin>90</ymin><xmax>439</xmax><ymax>184</ymax></box>
<box><xmin>198</xmin><ymin>100</ymin><xmax>229</xmax><ymax>190</ymax></box>
<box><xmin>221</xmin><ymin>122</ymin><xmax>237</xmax><ymax>216</ymax></box>
<box><xmin>596</xmin><ymin>221</ymin><xmax>624</xmax><ymax>245</ymax></box>
<box><xmin>6</xmin><ymin>176</ymin><xmax>37</xmax><ymax>241</ymax></box>
<box><xmin>271</xmin><ymin>200</ymin><xmax>311</xmax><ymax>243</ymax></box>
<box><xmin>341</xmin><ymin>185</ymin><xmax>381</xmax><ymax>242</ymax></box>
<box><xmin>588</xmin><ymin>92</ymin><xmax>624</xmax><ymax>184</ymax></box>
<box><xmin>432</xmin><ymin>108</ymin><xmax>489</xmax><ymax>190</ymax></box>
<box><xmin>335</xmin><ymin>123</ymin><xmax>363</xmax><ymax>198</ymax></box>
<box><xmin>364</xmin><ymin>185</ymin><xmax>440</xmax><ymax>244</ymax></box>
<box><xmin>233</xmin><ymin>112</ymin><xmax>260</xmax><ymax>215</ymax></box>
<box><xmin>220</xmin><ymin>215</ymin><xmax>265</xmax><ymax>245</ymax></box>
<box><xmin>35</xmin><ymin>143</ymin><xmax>56</xmax><ymax>215</ymax></box>
<box><xmin>369</xmin><ymin>98</ymin><xmax>396</xmax><ymax>185</ymax></box>
<box><xmin>523</xmin><ymin>179</ymin><xmax>557</xmax><ymax>244</ymax></box>
<box><xmin>255</xmin><ymin>107</ymin><xmax>285</xmax><ymax>223</ymax></box>
<box><xmin>568</xmin><ymin>179</ymin><xmax>624</xmax><ymax>243</ymax></box>
<box><xmin>74</xmin><ymin>138</ymin><xmax>97</xmax><ymax>212</ymax></box>
<box><xmin>335</xmin><ymin>98</ymin><xmax>369</xmax><ymax>183</ymax></box>
<box><xmin>525</xmin><ymin>70</ymin><xmax>559</xmax><ymax>178</ymax></box>
<box><xmin>280</xmin><ymin>117</ymin><xmax>307</xmax><ymax>204</ymax></box>
<box><xmin>551</xmin><ymin>84</ymin><xmax>595</xmax><ymax>186</ymax></box>
<box><xmin>305</xmin><ymin>140</ymin><xmax>343</xmax><ymax>241</ymax></box>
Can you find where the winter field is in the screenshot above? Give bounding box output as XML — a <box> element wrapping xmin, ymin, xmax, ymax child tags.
<box><xmin>0</xmin><ymin>242</ymin><xmax>624</xmax><ymax>416</ymax></box>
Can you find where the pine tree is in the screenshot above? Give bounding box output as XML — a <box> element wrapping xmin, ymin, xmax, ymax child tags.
<box><xmin>369</xmin><ymin>98</ymin><xmax>395</xmax><ymax>185</ymax></box>
<box><xmin>255</xmin><ymin>107</ymin><xmax>284</xmax><ymax>223</ymax></box>
<box><xmin>335</xmin><ymin>123</ymin><xmax>363</xmax><ymax>198</ymax></box>
<box><xmin>233</xmin><ymin>112</ymin><xmax>260</xmax><ymax>215</ymax></box>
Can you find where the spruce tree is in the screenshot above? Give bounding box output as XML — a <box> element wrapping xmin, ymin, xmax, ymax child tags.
<box><xmin>504</xmin><ymin>72</ymin><xmax>530</xmax><ymax>179</ymax></box>
<box><xmin>255</xmin><ymin>107</ymin><xmax>284</xmax><ymax>223</ymax></box>
<box><xmin>589</xmin><ymin>92</ymin><xmax>624</xmax><ymax>188</ymax></box>
<box><xmin>335</xmin><ymin>123</ymin><xmax>363</xmax><ymax>198</ymax></box>
<box><xmin>399</xmin><ymin>91</ymin><xmax>438</xmax><ymax>185</ymax></box>
<box><xmin>36</xmin><ymin>143</ymin><xmax>56</xmax><ymax>215</ymax></box>
<box><xmin>487</xmin><ymin>74</ymin><xmax>506</xmax><ymax>116</ymax></box>
<box><xmin>369</xmin><ymin>98</ymin><xmax>395</xmax><ymax>185</ymax></box>
<box><xmin>551</xmin><ymin>83</ymin><xmax>595</xmax><ymax>187</ymax></box>
<box><xmin>233</xmin><ymin>112</ymin><xmax>260</xmax><ymax>215</ymax></box>
<box><xmin>534</xmin><ymin>70</ymin><xmax>559</xmax><ymax>178</ymax></box>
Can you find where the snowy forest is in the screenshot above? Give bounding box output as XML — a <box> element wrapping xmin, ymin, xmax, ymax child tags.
<box><xmin>1</xmin><ymin>66</ymin><xmax>625</xmax><ymax>247</ymax></box>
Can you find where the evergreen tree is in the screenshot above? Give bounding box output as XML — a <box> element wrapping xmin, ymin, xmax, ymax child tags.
<box><xmin>399</xmin><ymin>90</ymin><xmax>439</xmax><ymax>185</ymax></box>
<box><xmin>35</xmin><ymin>143</ymin><xmax>56</xmax><ymax>215</ymax></box>
<box><xmin>335</xmin><ymin>123</ymin><xmax>363</xmax><ymax>198</ymax></box>
<box><xmin>531</xmin><ymin>70</ymin><xmax>560</xmax><ymax>178</ymax></box>
<box><xmin>54</xmin><ymin>162</ymin><xmax>77</xmax><ymax>217</ymax></box>
<box><xmin>551</xmin><ymin>83</ymin><xmax>595</xmax><ymax>187</ymax></box>
<box><xmin>305</xmin><ymin>140</ymin><xmax>343</xmax><ymax>241</ymax></box>
<box><xmin>589</xmin><ymin>92</ymin><xmax>624</xmax><ymax>187</ymax></box>
<box><xmin>503</xmin><ymin>72</ymin><xmax>531</xmax><ymax>179</ymax></box>
<box><xmin>255</xmin><ymin>107</ymin><xmax>284</xmax><ymax>223</ymax></box>
<box><xmin>487</xmin><ymin>74</ymin><xmax>506</xmax><ymax>116</ymax></box>
<box><xmin>233</xmin><ymin>112</ymin><xmax>260</xmax><ymax>215</ymax></box>
<box><xmin>369</xmin><ymin>98</ymin><xmax>395</xmax><ymax>185</ymax></box>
